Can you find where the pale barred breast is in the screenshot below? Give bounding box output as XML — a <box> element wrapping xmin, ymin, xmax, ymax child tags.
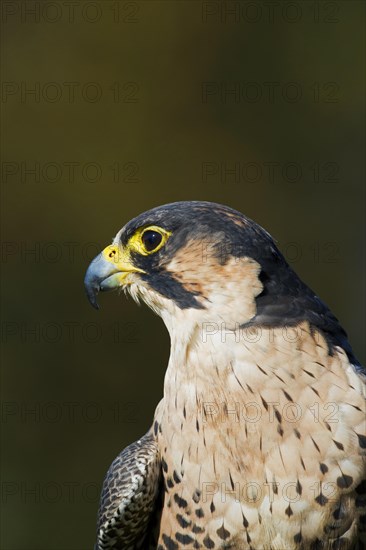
<box><xmin>155</xmin><ymin>322</ymin><xmax>366</xmax><ymax>549</ymax></box>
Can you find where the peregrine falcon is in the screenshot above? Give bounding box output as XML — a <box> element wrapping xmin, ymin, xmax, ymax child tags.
<box><xmin>84</xmin><ymin>201</ymin><xmax>366</xmax><ymax>550</ymax></box>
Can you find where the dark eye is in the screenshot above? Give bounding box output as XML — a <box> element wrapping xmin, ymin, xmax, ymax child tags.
<box><xmin>142</xmin><ymin>230</ymin><xmax>163</xmax><ymax>252</ymax></box>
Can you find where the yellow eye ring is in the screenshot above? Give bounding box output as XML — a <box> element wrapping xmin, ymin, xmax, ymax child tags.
<box><xmin>128</xmin><ymin>225</ymin><xmax>171</xmax><ymax>256</ymax></box>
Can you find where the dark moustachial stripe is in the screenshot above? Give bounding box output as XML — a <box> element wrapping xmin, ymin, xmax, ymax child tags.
<box><xmin>141</xmin><ymin>271</ymin><xmax>204</xmax><ymax>310</ymax></box>
<box><xmin>121</xmin><ymin>201</ymin><xmax>361</xmax><ymax>366</ymax></box>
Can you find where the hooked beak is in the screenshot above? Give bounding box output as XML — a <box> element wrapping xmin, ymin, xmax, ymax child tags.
<box><xmin>84</xmin><ymin>244</ymin><xmax>145</xmax><ymax>309</ymax></box>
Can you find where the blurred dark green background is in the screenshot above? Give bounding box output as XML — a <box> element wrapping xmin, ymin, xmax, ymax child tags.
<box><xmin>1</xmin><ymin>1</ymin><xmax>365</xmax><ymax>548</ymax></box>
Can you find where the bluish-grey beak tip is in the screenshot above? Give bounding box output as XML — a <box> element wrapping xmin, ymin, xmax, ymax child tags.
<box><xmin>84</xmin><ymin>254</ymin><xmax>102</xmax><ymax>310</ymax></box>
<box><xmin>85</xmin><ymin>282</ymin><xmax>100</xmax><ymax>310</ymax></box>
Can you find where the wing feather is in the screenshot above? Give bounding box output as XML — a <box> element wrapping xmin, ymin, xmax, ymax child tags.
<box><xmin>95</xmin><ymin>430</ymin><xmax>162</xmax><ymax>550</ymax></box>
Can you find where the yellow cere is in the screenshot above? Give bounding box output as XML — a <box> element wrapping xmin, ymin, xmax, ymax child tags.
<box><xmin>101</xmin><ymin>244</ymin><xmax>143</xmax><ymax>274</ymax></box>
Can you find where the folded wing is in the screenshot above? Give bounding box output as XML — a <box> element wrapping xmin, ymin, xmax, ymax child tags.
<box><xmin>95</xmin><ymin>430</ymin><xmax>162</xmax><ymax>550</ymax></box>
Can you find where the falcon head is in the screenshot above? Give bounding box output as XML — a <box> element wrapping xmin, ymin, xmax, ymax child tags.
<box><xmin>84</xmin><ymin>201</ymin><xmax>354</xmax><ymax>360</ymax></box>
<box><xmin>84</xmin><ymin>201</ymin><xmax>271</xmax><ymax>322</ymax></box>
